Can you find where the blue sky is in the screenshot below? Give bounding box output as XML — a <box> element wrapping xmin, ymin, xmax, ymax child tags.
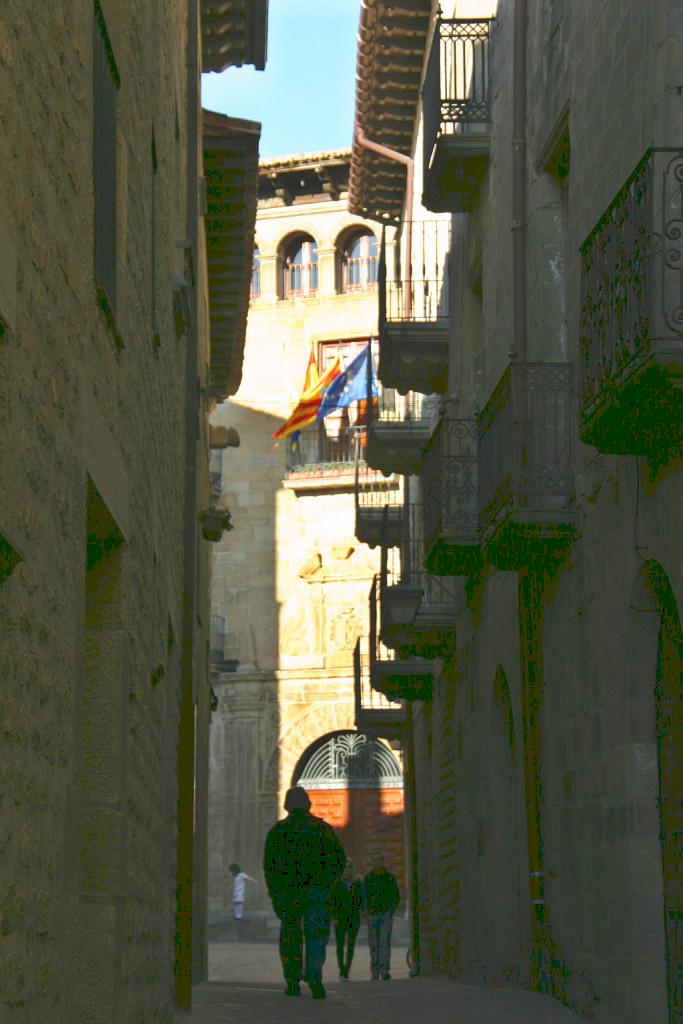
<box><xmin>201</xmin><ymin>0</ymin><xmax>359</xmax><ymax>158</ymax></box>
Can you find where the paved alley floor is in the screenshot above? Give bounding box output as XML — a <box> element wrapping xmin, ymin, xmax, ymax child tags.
<box><xmin>175</xmin><ymin>941</ymin><xmax>582</xmax><ymax>1024</ymax></box>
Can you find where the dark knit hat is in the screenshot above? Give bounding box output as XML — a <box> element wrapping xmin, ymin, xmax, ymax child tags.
<box><xmin>284</xmin><ymin>786</ymin><xmax>311</xmax><ymax>811</ymax></box>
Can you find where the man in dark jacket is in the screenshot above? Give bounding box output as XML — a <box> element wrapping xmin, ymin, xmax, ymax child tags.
<box><xmin>263</xmin><ymin>786</ymin><xmax>345</xmax><ymax>999</ymax></box>
<box><xmin>363</xmin><ymin>852</ymin><xmax>400</xmax><ymax>981</ymax></box>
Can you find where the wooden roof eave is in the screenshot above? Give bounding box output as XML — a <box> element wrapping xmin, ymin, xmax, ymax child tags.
<box><xmin>202</xmin><ymin>0</ymin><xmax>269</xmax><ymax>72</ymax></box>
<box><xmin>202</xmin><ymin>109</ymin><xmax>261</xmax><ymax>400</ymax></box>
<box><xmin>350</xmin><ymin>0</ymin><xmax>432</xmax><ymax>219</ymax></box>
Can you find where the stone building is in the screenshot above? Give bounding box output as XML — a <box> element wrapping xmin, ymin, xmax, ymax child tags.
<box><xmin>349</xmin><ymin>2</ymin><xmax>682</xmax><ymax>1023</ymax></box>
<box><xmin>208</xmin><ymin>152</ymin><xmax>412</xmax><ymax>934</ymax></box>
<box><xmin>0</xmin><ymin>1</ymin><xmax>265</xmax><ymax>1020</ymax></box>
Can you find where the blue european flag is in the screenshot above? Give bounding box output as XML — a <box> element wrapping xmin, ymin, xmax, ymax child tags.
<box><xmin>317</xmin><ymin>345</ymin><xmax>378</xmax><ymax>421</ymax></box>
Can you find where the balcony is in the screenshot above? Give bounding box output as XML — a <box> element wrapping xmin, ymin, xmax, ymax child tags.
<box><xmin>354</xmin><ymin>460</ymin><xmax>404</xmax><ymax>548</ymax></box>
<box><xmin>365</xmin><ymin>388</ymin><xmax>434</xmax><ymax>477</ymax></box>
<box><xmin>370</xmin><ymin>576</ymin><xmax>434</xmax><ymax>704</ymax></box>
<box><xmin>378</xmin><ymin>222</ymin><xmax>450</xmax><ymax>396</ymax></box>
<box><xmin>284</xmin><ymin>423</ymin><xmax>361</xmax><ymax>492</ymax></box>
<box><xmin>209</xmin><ymin>449</ymin><xmax>223</xmax><ymax>500</ymax></box>
<box><xmin>422</xmin><ymin>17</ymin><xmax>493</xmax><ymax>213</ymax></box>
<box><xmin>478</xmin><ymin>362</ymin><xmax>576</xmax><ymax>569</ymax></box>
<box><xmin>381</xmin><ymin>503</ymin><xmax>456</xmax><ymax>661</ymax></box>
<box><xmin>354</xmin><ymin>638</ymin><xmax>406</xmax><ymax>742</ymax></box>
<box><xmin>422</xmin><ymin>406</ymin><xmax>481</xmax><ymax>576</ymax></box>
<box><xmin>579</xmin><ymin>148</ymin><xmax>683</xmax><ymax>458</ymax></box>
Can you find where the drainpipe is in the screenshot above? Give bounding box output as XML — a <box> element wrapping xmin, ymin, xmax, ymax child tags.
<box><xmin>511</xmin><ymin>0</ymin><xmax>527</xmax><ymax>362</ymax></box>
<box><xmin>405</xmin><ymin>705</ymin><xmax>421</xmax><ymax>976</ymax></box>
<box><xmin>512</xmin><ymin>0</ymin><xmax>547</xmax><ymax>983</ymax></box>
<box><xmin>355</xmin><ymin>127</ymin><xmax>413</xmax><ymax>320</ymax></box>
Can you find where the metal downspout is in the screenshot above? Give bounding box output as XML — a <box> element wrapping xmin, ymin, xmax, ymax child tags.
<box><xmin>512</xmin><ymin>0</ymin><xmax>548</xmax><ymax>986</ymax></box>
<box><xmin>512</xmin><ymin>0</ymin><xmax>527</xmax><ymax>362</ymax></box>
<box><xmin>355</xmin><ymin>127</ymin><xmax>414</xmax><ymax>320</ymax></box>
<box><xmin>175</xmin><ymin>0</ymin><xmax>200</xmax><ymax>1008</ymax></box>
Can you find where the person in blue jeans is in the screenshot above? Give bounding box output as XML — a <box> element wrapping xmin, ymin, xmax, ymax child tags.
<box><xmin>263</xmin><ymin>786</ymin><xmax>345</xmax><ymax>999</ymax></box>
<box><xmin>363</xmin><ymin>852</ymin><xmax>401</xmax><ymax>980</ymax></box>
<box><xmin>331</xmin><ymin>858</ymin><xmax>363</xmax><ymax>980</ymax></box>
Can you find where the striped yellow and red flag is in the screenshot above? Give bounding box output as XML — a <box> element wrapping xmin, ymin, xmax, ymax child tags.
<box><xmin>272</xmin><ymin>352</ymin><xmax>341</xmax><ymax>442</ymax></box>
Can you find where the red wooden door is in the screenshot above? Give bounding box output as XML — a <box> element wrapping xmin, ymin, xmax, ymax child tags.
<box><xmin>307</xmin><ymin>787</ymin><xmax>405</xmax><ymax>906</ymax></box>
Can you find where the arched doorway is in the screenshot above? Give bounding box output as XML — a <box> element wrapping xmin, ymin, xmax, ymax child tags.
<box><xmin>294</xmin><ymin>731</ymin><xmax>405</xmax><ymax>892</ymax></box>
<box><xmin>626</xmin><ymin>561</ymin><xmax>682</xmax><ymax>1023</ymax></box>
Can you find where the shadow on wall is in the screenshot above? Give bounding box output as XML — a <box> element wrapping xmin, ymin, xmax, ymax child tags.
<box><xmin>207</xmin><ymin>401</ymin><xmax>282</xmax><ymax>936</ymax></box>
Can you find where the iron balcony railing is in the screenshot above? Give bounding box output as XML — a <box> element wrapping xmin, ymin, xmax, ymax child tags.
<box><xmin>382</xmin><ymin>499</ymin><xmax>456</xmax><ymax>658</ymax></box>
<box><xmin>209</xmin><ymin>448</ymin><xmax>223</xmax><ymax>499</ymax></box>
<box><xmin>379</xmin><ymin>220</ymin><xmax>451</xmax><ymax>325</ymax></box>
<box><xmin>579</xmin><ymin>147</ymin><xmax>683</xmax><ymax>408</ymax></box>
<box><xmin>210</xmin><ymin>613</ymin><xmax>226</xmax><ymax>663</ymax></box>
<box><xmin>422</xmin><ymin>405</ymin><xmax>480</xmax><ymax>574</ymax></box>
<box><xmin>392</xmin><ymin>499</ymin><xmax>456</xmax><ymax>606</ymax></box>
<box><xmin>354</xmin><ymin>460</ymin><xmax>404</xmax><ymax>547</ymax></box>
<box><xmin>353</xmin><ymin>637</ymin><xmax>406</xmax><ymax>732</ymax></box>
<box><xmin>370</xmin><ymin>575</ymin><xmax>434</xmax><ymax>702</ymax></box>
<box><xmin>423</xmin><ymin>17</ymin><xmax>493</xmax><ymax>175</ymax></box>
<box><xmin>285</xmin><ymin>423</ymin><xmax>362</xmax><ymax>475</ymax></box>
<box><xmin>478</xmin><ymin>362</ymin><xmax>574</xmax><ymax>546</ymax></box>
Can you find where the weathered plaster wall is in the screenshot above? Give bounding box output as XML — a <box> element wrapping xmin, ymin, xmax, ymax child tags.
<box><xmin>0</xmin><ymin>2</ymin><xmax>209</xmax><ymax>1020</ymax></box>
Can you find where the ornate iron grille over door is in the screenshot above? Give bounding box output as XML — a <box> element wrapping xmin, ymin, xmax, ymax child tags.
<box><xmin>297</xmin><ymin>732</ymin><xmax>402</xmax><ymax>791</ymax></box>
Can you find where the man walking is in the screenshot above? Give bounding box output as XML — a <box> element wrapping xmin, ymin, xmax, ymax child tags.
<box><xmin>363</xmin><ymin>852</ymin><xmax>400</xmax><ymax>981</ymax></box>
<box><xmin>263</xmin><ymin>786</ymin><xmax>345</xmax><ymax>999</ymax></box>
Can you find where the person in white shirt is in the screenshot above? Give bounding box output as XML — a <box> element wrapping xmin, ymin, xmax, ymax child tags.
<box><xmin>228</xmin><ymin>862</ymin><xmax>257</xmax><ymax>920</ymax></box>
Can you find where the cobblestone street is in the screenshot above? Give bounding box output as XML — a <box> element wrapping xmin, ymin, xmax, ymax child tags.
<box><xmin>175</xmin><ymin>942</ymin><xmax>581</xmax><ymax>1023</ymax></box>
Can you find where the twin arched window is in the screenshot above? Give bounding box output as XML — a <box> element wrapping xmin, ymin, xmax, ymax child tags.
<box><xmin>251</xmin><ymin>246</ymin><xmax>261</xmax><ymax>299</ymax></box>
<box><xmin>341</xmin><ymin>230</ymin><xmax>378</xmax><ymax>292</ymax></box>
<box><xmin>250</xmin><ymin>229</ymin><xmax>378</xmax><ymax>302</ymax></box>
<box><xmin>282</xmin><ymin>234</ymin><xmax>318</xmax><ymax>298</ymax></box>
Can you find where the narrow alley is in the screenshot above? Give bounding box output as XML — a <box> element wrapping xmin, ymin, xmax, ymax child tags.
<box><xmin>177</xmin><ymin>940</ymin><xmax>582</xmax><ymax>1024</ymax></box>
<box><xmin>2</xmin><ymin>1</ymin><xmax>681</xmax><ymax>1023</ymax></box>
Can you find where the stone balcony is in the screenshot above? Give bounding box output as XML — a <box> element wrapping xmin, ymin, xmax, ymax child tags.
<box><xmin>478</xmin><ymin>362</ymin><xmax>576</xmax><ymax>569</ymax></box>
<box><xmin>354</xmin><ymin>461</ymin><xmax>404</xmax><ymax>548</ymax></box>
<box><xmin>377</xmin><ymin>222</ymin><xmax>451</xmax><ymax>396</ymax></box>
<box><xmin>422</xmin><ymin>17</ymin><xmax>493</xmax><ymax>213</ymax></box>
<box><xmin>422</xmin><ymin>407</ymin><xmax>481</xmax><ymax>576</ymax></box>
<box><xmin>353</xmin><ymin>638</ymin><xmax>407</xmax><ymax>741</ymax></box>
<box><xmin>365</xmin><ymin>389</ymin><xmax>433</xmax><ymax>477</ymax></box>
<box><xmin>579</xmin><ymin>148</ymin><xmax>683</xmax><ymax>460</ymax></box>
<box><xmin>369</xmin><ymin>576</ymin><xmax>434</xmax><ymax>704</ymax></box>
<box><xmin>379</xmin><ymin>503</ymin><xmax>456</xmax><ymax>661</ymax></box>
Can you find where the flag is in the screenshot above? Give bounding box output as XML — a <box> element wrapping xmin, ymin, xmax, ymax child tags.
<box><xmin>316</xmin><ymin>345</ymin><xmax>378</xmax><ymax>422</ymax></box>
<box><xmin>301</xmin><ymin>349</ymin><xmax>319</xmax><ymax>394</ymax></box>
<box><xmin>272</xmin><ymin>353</ymin><xmax>341</xmax><ymax>442</ymax></box>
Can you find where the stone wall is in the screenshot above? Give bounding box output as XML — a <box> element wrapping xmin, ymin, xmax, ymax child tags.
<box><xmin>0</xmin><ymin>3</ymin><xmax>211</xmax><ymax>1020</ymax></box>
<box><xmin>404</xmin><ymin>1</ymin><xmax>683</xmax><ymax>1021</ymax></box>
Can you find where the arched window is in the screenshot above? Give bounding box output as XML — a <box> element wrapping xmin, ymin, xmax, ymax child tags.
<box><xmin>341</xmin><ymin>230</ymin><xmax>377</xmax><ymax>292</ymax></box>
<box><xmin>296</xmin><ymin>732</ymin><xmax>403</xmax><ymax>790</ymax></box>
<box><xmin>281</xmin><ymin>234</ymin><xmax>318</xmax><ymax>298</ymax></box>
<box><xmin>250</xmin><ymin>247</ymin><xmax>260</xmax><ymax>299</ymax></box>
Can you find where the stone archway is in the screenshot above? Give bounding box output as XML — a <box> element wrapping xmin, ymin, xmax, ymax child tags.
<box><xmin>263</xmin><ymin>699</ymin><xmax>356</xmax><ymax>804</ymax></box>
<box><xmin>294</xmin><ymin>730</ymin><xmax>405</xmax><ymax>891</ymax></box>
<box><xmin>625</xmin><ymin>560</ymin><xmax>682</xmax><ymax>1024</ymax></box>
